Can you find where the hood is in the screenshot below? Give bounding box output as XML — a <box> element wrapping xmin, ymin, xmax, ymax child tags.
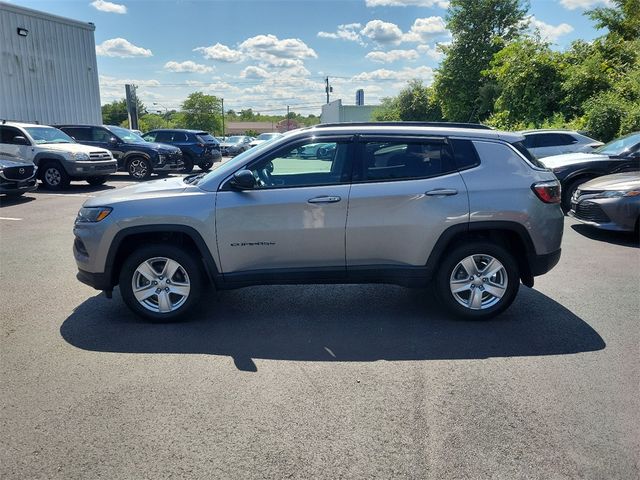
<box><xmin>83</xmin><ymin>176</ymin><xmax>188</xmax><ymax>206</ymax></box>
<box><xmin>40</xmin><ymin>143</ymin><xmax>110</xmax><ymax>154</ymax></box>
<box><xmin>143</xmin><ymin>142</ymin><xmax>181</xmax><ymax>154</ymax></box>
<box><xmin>578</xmin><ymin>172</ymin><xmax>640</xmax><ymax>191</ymax></box>
<box><xmin>540</xmin><ymin>152</ymin><xmax>610</xmax><ymax>169</ymax></box>
<box><xmin>0</xmin><ymin>157</ymin><xmax>33</xmax><ymax>167</ymax></box>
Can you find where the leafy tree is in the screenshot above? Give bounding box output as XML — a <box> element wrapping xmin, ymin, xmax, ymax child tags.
<box><xmin>181</xmin><ymin>92</ymin><xmax>222</xmax><ymax>134</ymax></box>
<box><xmin>373</xmin><ymin>80</ymin><xmax>442</xmax><ymax>121</ymax></box>
<box><xmin>484</xmin><ymin>38</ymin><xmax>566</xmax><ymax>127</ymax></box>
<box><xmin>433</xmin><ymin>0</ymin><xmax>528</xmax><ymax>122</ymax></box>
<box><xmin>239</xmin><ymin>109</ymin><xmax>256</xmax><ymax>120</ymax></box>
<box><xmin>587</xmin><ymin>0</ymin><xmax>640</xmax><ymax>41</ymax></box>
<box><xmin>102</xmin><ymin>98</ymin><xmax>147</xmax><ymax>126</ymax></box>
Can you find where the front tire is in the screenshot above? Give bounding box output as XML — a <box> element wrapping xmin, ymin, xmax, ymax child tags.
<box><xmin>127</xmin><ymin>157</ymin><xmax>152</xmax><ymax>181</ymax></box>
<box><xmin>119</xmin><ymin>245</ymin><xmax>203</xmax><ymax>322</ymax></box>
<box><xmin>435</xmin><ymin>242</ymin><xmax>520</xmax><ymax>320</ymax></box>
<box><xmin>182</xmin><ymin>155</ymin><xmax>194</xmax><ymax>173</ymax></box>
<box><xmin>198</xmin><ymin>159</ymin><xmax>213</xmax><ymax>171</ymax></box>
<box><xmin>86</xmin><ymin>176</ymin><xmax>108</xmax><ymax>186</ymax></box>
<box><xmin>40</xmin><ymin>162</ymin><xmax>70</xmax><ymax>190</ymax></box>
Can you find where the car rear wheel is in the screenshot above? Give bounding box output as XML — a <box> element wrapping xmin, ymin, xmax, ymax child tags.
<box><xmin>182</xmin><ymin>155</ymin><xmax>194</xmax><ymax>173</ymax></box>
<box><xmin>127</xmin><ymin>157</ymin><xmax>152</xmax><ymax>181</ymax></box>
<box><xmin>40</xmin><ymin>161</ymin><xmax>70</xmax><ymax>190</ymax></box>
<box><xmin>199</xmin><ymin>159</ymin><xmax>213</xmax><ymax>171</ymax></box>
<box><xmin>119</xmin><ymin>245</ymin><xmax>203</xmax><ymax>322</ymax></box>
<box><xmin>435</xmin><ymin>242</ymin><xmax>520</xmax><ymax>320</ymax></box>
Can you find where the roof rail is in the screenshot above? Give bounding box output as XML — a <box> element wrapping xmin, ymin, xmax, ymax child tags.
<box><xmin>311</xmin><ymin>121</ymin><xmax>494</xmax><ymax>130</ymax></box>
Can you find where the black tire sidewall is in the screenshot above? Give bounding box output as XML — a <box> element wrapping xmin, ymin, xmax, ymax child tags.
<box><xmin>182</xmin><ymin>155</ymin><xmax>194</xmax><ymax>173</ymax></box>
<box><xmin>435</xmin><ymin>242</ymin><xmax>520</xmax><ymax>320</ymax></box>
<box><xmin>86</xmin><ymin>176</ymin><xmax>107</xmax><ymax>186</ymax></box>
<box><xmin>198</xmin><ymin>159</ymin><xmax>213</xmax><ymax>171</ymax></box>
<box><xmin>127</xmin><ymin>157</ymin><xmax>152</xmax><ymax>181</ymax></box>
<box><xmin>562</xmin><ymin>178</ymin><xmax>587</xmax><ymax>213</ymax></box>
<box><xmin>119</xmin><ymin>244</ymin><xmax>203</xmax><ymax>322</ymax></box>
<box><xmin>40</xmin><ymin>162</ymin><xmax>70</xmax><ymax>190</ymax></box>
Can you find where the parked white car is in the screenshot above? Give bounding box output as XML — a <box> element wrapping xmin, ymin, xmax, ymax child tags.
<box><xmin>248</xmin><ymin>132</ymin><xmax>283</xmax><ymax>148</ymax></box>
<box><xmin>520</xmin><ymin>130</ymin><xmax>603</xmax><ymax>159</ymax></box>
<box><xmin>0</xmin><ymin>122</ymin><xmax>117</xmax><ymax>190</ymax></box>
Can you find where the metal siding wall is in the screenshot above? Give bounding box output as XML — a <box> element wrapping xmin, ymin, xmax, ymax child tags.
<box><xmin>0</xmin><ymin>4</ymin><xmax>102</xmax><ymax>125</ymax></box>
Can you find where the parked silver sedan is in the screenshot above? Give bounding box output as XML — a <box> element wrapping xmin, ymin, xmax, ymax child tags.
<box><xmin>569</xmin><ymin>172</ymin><xmax>640</xmax><ymax>234</ymax></box>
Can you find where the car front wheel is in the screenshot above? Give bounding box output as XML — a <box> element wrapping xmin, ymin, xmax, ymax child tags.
<box><xmin>127</xmin><ymin>157</ymin><xmax>152</xmax><ymax>181</ymax></box>
<box><xmin>40</xmin><ymin>162</ymin><xmax>70</xmax><ymax>190</ymax></box>
<box><xmin>119</xmin><ymin>245</ymin><xmax>203</xmax><ymax>322</ymax></box>
<box><xmin>435</xmin><ymin>242</ymin><xmax>519</xmax><ymax>320</ymax></box>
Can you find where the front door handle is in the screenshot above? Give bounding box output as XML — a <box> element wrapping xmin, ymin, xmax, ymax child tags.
<box><xmin>308</xmin><ymin>195</ymin><xmax>341</xmax><ymax>204</ymax></box>
<box><xmin>425</xmin><ymin>189</ymin><xmax>458</xmax><ymax>196</ymax></box>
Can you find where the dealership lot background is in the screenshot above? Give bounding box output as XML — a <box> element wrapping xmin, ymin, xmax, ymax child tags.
<box><xmin>1</xmin><ymin>174</ymin><xmax>639</xmax><ymax>478</ymax></box>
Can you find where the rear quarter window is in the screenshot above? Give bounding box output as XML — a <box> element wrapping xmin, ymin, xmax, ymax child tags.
<box><xmin>449</xmin><ymin>139</ymin><xmax>480</xmax><ymax>170</ymax></box>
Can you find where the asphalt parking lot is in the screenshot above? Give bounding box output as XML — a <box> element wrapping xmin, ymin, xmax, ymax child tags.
<box><xmin>1</xmin><ymin>174</ymin><xmax>639</xmax><ymax>479</ymax></box>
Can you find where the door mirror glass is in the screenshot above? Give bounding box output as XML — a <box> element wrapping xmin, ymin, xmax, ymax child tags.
<box><xmin>12</xmin><ymin>135</ymin><xmax>29</xmax><ymax>146</ymax></box>
<box><xmin>109</xmin><ymin>136</ymin><xmax>119</xmax><ymax>145</ymax></box>
<box><xmin>229</xmin><ymin>169</ymin><xmax>256</xmax><ymax>190</ymax></box>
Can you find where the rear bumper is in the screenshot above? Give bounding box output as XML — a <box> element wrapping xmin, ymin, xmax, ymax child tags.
<box><xmin>529</xmin><ymin>248</ymin><xmax>562</xmax><ymax>276</ymax></box>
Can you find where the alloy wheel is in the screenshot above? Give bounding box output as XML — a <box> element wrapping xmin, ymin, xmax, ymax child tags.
<box><xmin>131</xmin><ymin>257</ymin><xmax>191</xmax><ymax>313</ymax></box>
<box><xmin>449</xmin><ymin>254</ymin><xmax>508</xmax><ymax>310</ymax></box>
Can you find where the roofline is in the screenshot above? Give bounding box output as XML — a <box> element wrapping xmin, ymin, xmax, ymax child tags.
<box><xmin>0</xmin><ymin>1</ymin><xmax>95</xmax><ymax>30</ymax></box>
<box><xmin>314</xmin><ymin>121</ymin><xmax>493</xmax><ymax>130</ymax></box>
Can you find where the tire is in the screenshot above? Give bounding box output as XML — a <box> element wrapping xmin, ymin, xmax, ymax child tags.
<box><xmin>4</xmin><ymin>192</ymin><xmax>25</xmax><ymax>198</ymax></box>
<box><xmin>562</xmin><ymin>178</ymin><xmax>588</xmax><ymax>213</ymax></box>
<box><xmin>127</xmin><ymin>157</ymin><xmax>152</xmax><ymax>181</ymax></box>
<box><xmin>119</xmin><ymin>244</ymin><xmax>203</xmax><ymax>322</ymax></box>
<box><xmin>198</xmin><ymin>159</ymin><xmax>213</xmax><ymax>171</ymax></box>
<box><xmin>182</xmin><ymin>155</ymin><xmax>194</xmax><ymax>174</ymax></box>
<box><xmin>40</xmin><ymin>161</ymin><xmax>70</xmax><ymax>190</ymax></box>
<box><xmin>435</xmin><ymin>241</ymin><xmax>520</xmax><ymax>320</ymax></box>
<box><xmin>86</xmin><ymin>176</ymin><xmax>108</xmax><ymax>186</ymax></box>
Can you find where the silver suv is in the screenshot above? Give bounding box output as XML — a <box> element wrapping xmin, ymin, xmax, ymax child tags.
<box><xmin>73</xmin><ymin>123</ymin><xmax>564</xmax><ymax>321</ymax></box>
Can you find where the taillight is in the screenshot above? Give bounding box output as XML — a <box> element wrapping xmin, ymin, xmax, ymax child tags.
<box><xmin>532</xmin><ymin>180</ymin><xmax>561</xmax><ymax>204</ymax></box>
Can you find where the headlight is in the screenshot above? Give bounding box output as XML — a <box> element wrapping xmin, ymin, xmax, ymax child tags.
<box><xmin>70</xmin><ymin>152</ymin><xmax>90</xmax><ymax>161</ymax></box>
<box><xmin>76</xmin><ymin>207</ymin><xmax>112</xmax><ymax>223</ymax></box>
<box><xmin>593</xmin><ymin>190</ymin><xmax>640</xmax><ymax>198</ymax></box>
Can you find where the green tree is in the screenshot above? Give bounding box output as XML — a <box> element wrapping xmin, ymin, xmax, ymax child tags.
<box><xmin>587</xmin><ymin>0</ymin><xmax>640</xmax><ymax>41</ymax></box>
<box><xmin>373</xmin><ymin>80</ymin><xmax>442</xmax><ymax>121</ymax></box>
<box><xmin>181</xmin><ymin>92</ymin><xmax>222</xmax><ymax>134</ymax></box>
<box><xmin>102</xmin><ymin>98</ymin><xmax>147</xmax><ymax>126</ymax></box>
<box><xmin>484</xmin><ymin>38</ymin><xmax>566</xmax><ymax>128</ymax></box>
<box><xmin>434</xmin><ymin>0</ymin><xmax>528</xmax><ymax>122</ymax></box>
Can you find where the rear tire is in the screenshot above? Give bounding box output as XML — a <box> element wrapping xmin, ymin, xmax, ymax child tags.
<box><xmin>40</xmin><ymin>161</ymin><xmax>70</xmax><ymax>190</ymax></box>
<box><xmin>86</xmin><ymin>176</ymin><xmax>108</xmax><ymax>186</ymax></box>
<box><xmin>182</xmin><ymin>155</ymin><xmax>194</xmax><ymax>173</ymax></box>
<box><xmin>562</xmin><ymin>178</ymin><xmax>588</xmax><ymax>213</ymax></box>
<box><xmin>127</xmin><ymin>157</ymin><xmax>152</xmax><ymax>181</ymax></box>
<box><xmin>119</xmin><ymin>244</ymin><xmax>203</xmax><ymax>322</ymax></box>
<box><xmin>435</xmin><ymin>241</ymin><xmax>520</xmax><ymax>320</ymax></box>
<box><xmin>198</xmin><ymin>159</ymin><xmax>213</xmax><ymax>171</ymax></box>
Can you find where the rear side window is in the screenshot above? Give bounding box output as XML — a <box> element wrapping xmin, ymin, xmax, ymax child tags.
<box><xmin>360</xmin><ymin>139</ymin><xmax>456</xmax><ymax>182</ymax></box>
<box><xmin>536</xmin><ymin>133</ymin><xmax>576</xmax><ymax>147</ymax></box>
<box><xmin>522</xmin><ymin>135</ymin><xmax>538</xmax><ymax>148</ymax></box>
<box><xmin>449</xmin><ymin>139</ymin><xmax>480</xmax><ymax>170</ymax></box>
<box><xmin>62</xmin><ymin>127</ymin><xmax>91</xmax><ymax>141</ymax></box>
<box><xmin>173</xmin><ymin>132</ymin><xmax>188</xmax><ymax>142</ymax></box>
<box><xmin>154</xmin><ymin>131</ymin><xmax>173</xmax><ymax>143</ymax></box>
<box><xmin>197</xmin><ymin>133</ymin><xmax>218</xmax><ymax>144</ymax></box>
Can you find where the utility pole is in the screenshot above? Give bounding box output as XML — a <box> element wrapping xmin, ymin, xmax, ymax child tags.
<box><xmin>325</xmin><ymin>77</ymin><xmax>333</xmax><ymax>104</ymax></box>
<box><xmin>287</xmin><ymin>105</ymin><xmax>290</xmax><ymax>131</ymax></box>
<box><xmin>221</xmin><ymin>98</ymin><xmax>225</xmax><ymax>137</ymax></box>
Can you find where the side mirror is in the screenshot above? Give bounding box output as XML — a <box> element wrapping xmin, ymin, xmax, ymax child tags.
<box><xmin>12</xmin><ymin>135</ymin><xmax>29</xmax><ymax>146</ymax></box>
<box><xmin>109</xmin><ymin>137</ymin><xmax>119</xmax><ymax>145</ymax></box>
<box><xmin>229</xmin><ymin>169</ymin><xmax>256</xmax><ymax>190</ymax></box>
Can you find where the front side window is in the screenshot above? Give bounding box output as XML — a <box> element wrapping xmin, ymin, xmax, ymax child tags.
<box><xmin>247</xmin><ymin>139</ymin><xmax>351</xmax><ymax>189</ymax></box>
<box><xmin>107</xmin><ymin>125</ymin><xmax>145</xmax><ymax>144</ymax></box>
<box><xmin>92</xmin><ymin>127</ymin><xmax>113</xmax><ymax>142</ymax></box>
<box><xmin>361</xmin><ymin>139</ymin><xmax>455</xmax><ymax>182</ymax></box>
<box><xmin>0</xmin><ymin>126</ymin><xmax>30</xmax><ymax>145</ymax></box>
<box><xmin>142</xmin><ymin>132</ymin><xmax>157</xmax><ymax>142</ymax></box>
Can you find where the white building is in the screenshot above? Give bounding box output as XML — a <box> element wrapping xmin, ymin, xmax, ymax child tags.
<box><xmin>0</xmin><ymin>2</ymin><xmax>102</xmax><ymax>125</ymax></box>
<box><xmin>320</xmin><ymin>99</ymin><xmax>378</xmax><ymax>124</ymax></box>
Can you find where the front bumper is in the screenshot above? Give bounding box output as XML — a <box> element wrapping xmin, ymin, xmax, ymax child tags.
<box><xmin>0</xmin><ymin>177</ymin><xmax>37</xmax><ymax>195</ymax></box>
<box><xmin>570</xmin><ymin>196</ymin><xmax>639</xmax><ymax>232</ymax></box>
<box><xmin>154</xmin><ymin>153</ymin><xmax>184</xmax><ymax>172</ymax></box>
<box><xmin>69</xmin><ymin>160</ymin><xmax>118</xmax><ymax>177</ymax></box>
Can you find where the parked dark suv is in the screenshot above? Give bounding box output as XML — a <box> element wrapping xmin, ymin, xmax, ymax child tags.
<box><xmin>57</xmin><ymin>125</ymin><xmax>184</xmax><ymax>180</ymax></box>
<box><xmin>142</xmin><ymin>129</ymin><xmax>221</xmax><ymax>172</ymax></box>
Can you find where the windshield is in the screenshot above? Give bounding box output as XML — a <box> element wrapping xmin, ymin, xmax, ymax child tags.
<box><xmin>257</xmin><ymin>133</ymin><xmax>279</xmax><ymax>140</ymax></box>
<box><xmin>107</xmin><ymin>125</ymin><xmax>146</xmax><ymax>144</ymax></box>
<box><xmin>227</xmin><ymin>136</ymin><xmax>244</xmax><ymax>144</ymax></box>
<box><xmin>24</xmin><ymin>127</ymin><xmax>75</xmax><ymax>145</ymax></box>
<box><xmin>594</xmin><ymin>132</ymin><xmax>640</xmax><ymax>156</ymax></box>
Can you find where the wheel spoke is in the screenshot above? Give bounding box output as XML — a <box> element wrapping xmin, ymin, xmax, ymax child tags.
<box><xmin>482</xmin><ymin>258</ymin><xmax>503</xmax><ymax>279</ymax></box>
<box><xmin>136</xmin><ymin>261</ymin><xmax>157</xmax><ymax>281</ymax></box>
<box><xmin>162</xmin><ymin>259</ymin><xmax>181</xmax><ymax>280</ymax></box>
<box><xmin>460</xmin><ymin>256</ymin><xmax>478</xmax><ymax>277</ymax></box>
<box><xmin>450</xmin><ymin>279</ymin><xmax>472</xmax><ymax>293</ymax></box>
<box><xmin>157</xmin><ymin>291</ymin><xmax>172</xmax><ymax>313</ymax></box>
<box><xmin>169</xmin><ymin>284</ymin><xmax>189</xmax><ymax>297</ymax></box>
<box><xmin>484</xmin><ymin>282</ymin><xmax>506</xmax><ymax>299</ymax></box>
<box><xmin>468</xmin><ymin>288</ymin><xmax>483</xmax><ymax>309</ymax></box>
<box><xmin>133</xmin><ymin>285</ymin><xmax>156</xmax><ymax>302</ymax></box>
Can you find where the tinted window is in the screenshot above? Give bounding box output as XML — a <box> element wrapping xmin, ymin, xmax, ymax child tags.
<box><xmin>143</xmin><ymin>132</ymin><xmax>157</xmax><ymax>142</ymax></box>
<box><xmin>62</xmin><ymin>127</ymin><xmax>91</xmax><ymax>141</ymax></box>
<box><xmin>361</xmin><ymin>140</ymin><xmax>455</xmax><ymax>182</ymax></box>
<box><xmin>522</xmin><ymin>135</ymin><xmax>538</xmax><ymax>148</ymax></box>
<box><xmin>511</xmin><ymin>141</ymin><xmax>546</xmax><ymax>168</ymax></box>
<box><xmin>557</xmin><ymin>134</ymin><xmax>577</xmax><ymax>146</ymax></box>
<box><xmin>154</xmin><ymin>131</ymin><xmax>174</xmax><ymax>143</ymax></box>
<box><xmin>91</xmin><ymin>127</ymin><xmax>112</xmax><ymax>142</ymax></box>
<box><xmin>173</xmin><ymin>132</ymin><xmax>188</xmax><ymax>142</ymax></box>
<box><xmin>0</xmin><ymin>126</ymin><xmax>29</xmax><ymax>145</ymax></box>
<box><xmin>450</xmin><ymin>139</ymin><xmax>480</xmax><ymax>170</ymax></box>
<box><xmin>196</xmin><ymin>133</ymin><xmax>218</xmax><ymax>143</ymax></box>
<box><xmin>248</xmin><ymin>139</ymin><xmax>352</xmax><ymax>189</ymax></box>
<box><xmin>535</xmin><ymin>133</ymin><xmax>575</xmax><ymax>147</ymax></box>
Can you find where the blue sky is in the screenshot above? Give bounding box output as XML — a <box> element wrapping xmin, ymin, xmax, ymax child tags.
<box><xmin>14</xmin><ymin>0</ymin><xmax>611</xmax><ymax>116</ymax></box>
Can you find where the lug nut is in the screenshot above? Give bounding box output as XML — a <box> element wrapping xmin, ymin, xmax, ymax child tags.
<box><xmin>165</xmin><ymin>287</ymin><xmax>170</xmax><ymax>292</ymax></box>
<box><xmin>152</xmin><ymin>281</ymin><xmax>158</xmax><ymax>285</ymax></box>
<box><xmin>482</xmin><ymin>278</ymin><xmax>487</xmax><ymax>282</ymax></box>
<box><xmin>155</xmin><ymin>288</ymin><xmax>161</xmax><ymax>294</ymax></box>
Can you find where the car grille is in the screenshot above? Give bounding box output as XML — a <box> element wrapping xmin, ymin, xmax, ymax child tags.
<box><xmin>573</xmin><ymin>201</ymin><xmax>611</xmax><ymax>223</ymax></box>
<box><xmin>89</xmin><ymin>151</ymin><xmax>112</xmax><ymax>161</ymax></box>
<box><xmin>0</xmin><ymin>165</ymin><xmax>35</xmax><ymax>181</ymax></box>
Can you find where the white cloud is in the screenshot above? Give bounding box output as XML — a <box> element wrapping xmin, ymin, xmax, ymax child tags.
<box><xmin>366</xmin><ymin>49</ymin><xmax>419</xmax><ymax>63</ymax></box>
<box><xmin>95</xmin><ymin>38</ymin><xmax>152</xmax><ymax>57</ymax></box>
<box><xmin>318</xmin><ymin>23</ymin><xmax>365</xmax><ymax>45</ymax></box>
<box><xmin>559</xmin><ymin>0</ymin><xmax>612</xmax><ymax>10</ymax></box>
<box><xmin>194</xmin><ymin>43</ymin><xmax>243</xmax><ymax>63</ymax></box>
<box><xmin>352</xmin><ymin>65</ymin><xmax>435</xmax><ymax>83</ymax></box>
<box><xmin>240</xmin><ymin>66</ymin><xmax>271</xmax><ymax>79</ymax></box>
<box><xmin>361</xmin><ymin>20</ymin><xmax>404</xmax><ymax>45</ymax></box>
<box><xmin>90</xmin><ymin>0</ymin><xmax>126</xmax><ymax>14</ymax></box>
<box><xmin>528</xmin><ymin>16</ymin><xmax>574</xmax><ymax>42</ymax></box>
<box><xmin>366</xmin><ymin>0</ymin><xmax>449</xmax><ymax>7</ymax></box>
<box><xmin>417</xmin><ymin>44</ymin><xmax>444</xmax><ymax>60</ymax></box>
<box><xmin>164</xmin><ymin>61</ymin><xmax>213</xmax><ymax>73</ymax></box>
<box><xmin>239</xmin><ymin>34</ymin><xmax>317</xmax><ymax>67</ymax></box>
<box><xmin>402</xmin><ymin>16</ymin><xmax>449</xmax><ymax>42</ymax></box>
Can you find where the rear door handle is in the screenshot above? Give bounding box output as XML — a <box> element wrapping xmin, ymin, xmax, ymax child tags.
<box><xmin>308</xmin><ymin>195</ymin><xmax>341</xmax><ymax>204</ymax></box>
<box><xmin>425</xmin><ymin>189</ymin><xmax>458</xmax><ymax>196</ymax></box>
